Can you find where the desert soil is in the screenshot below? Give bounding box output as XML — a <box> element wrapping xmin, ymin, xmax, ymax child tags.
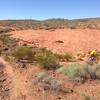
<box><xmin>9</xmin><ymin>29</ymin><xmax>100</xmax><ymax>54</ymax></box>
<box><xmin>0</xmin><ymin>28</ymin><xmax>100</xmax><ymax>100</ymax></box>
<box><xmin>0</xmin><ymin>57</ymin><xmax>100</xmax><ymax>100</ymax></box>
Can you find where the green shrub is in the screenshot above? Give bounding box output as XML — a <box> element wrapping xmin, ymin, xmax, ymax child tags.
<box><xmin>55</xmin><ymin>54</ymin><xmax>64</xmax><ymax>61</ymax></box>
<box><xmin>0</xmin><ymin>35</ymin><xmax>17</xmax><ymax>48</ymax></box>
<box><xmin>57</xmin><ymin>63</ymin><xmax>100</xmax><ymax>83</ymax></box>
<box><xmin>55</xmin><ymin>53</ymin><xmax>76</xmax><ymax>62</ymax></box>
<box><xmin>13</xmin><ymin>47</ymin><xmax>34</xmax><ymax>60</ymax></box>
<box><xmin>36</xmin><ymin>48</ymin><xmax>59</xmax><ymax>70</ymax></box>
<box><xmin>64</xmin><ymin>53</ymin><xmax>76</xmax><ymax>61</ymax></box>
<box><xmin>57</xmin><ymin>63</ymin><xmax>82</xmax><ymax>79</ymax></box>
<box><xmin>96</xmin><ymin>51</ymin><xmax>100</xmax><ymax>60</ymax></box>
<box><xmin>0</xmin><ymin>35</ymin><xmax>11</xmax><ymax>44</ymax></box>
<box><xmin>82</xmin><ymin>94</ymin><xmax>92</xmax><ymax>100</ymax></box>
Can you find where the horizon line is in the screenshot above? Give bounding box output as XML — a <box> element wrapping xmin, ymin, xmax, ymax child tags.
<box><xmin>0</xmin><ymin>17</ymin><xmax>100</xmax><ymax>21</ymax></box>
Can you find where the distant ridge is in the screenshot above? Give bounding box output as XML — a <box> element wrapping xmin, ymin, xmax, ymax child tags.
<box><xmin>0</xmin><ymin>17</ymin><xmax>100</xmax><ymax>29</ymax></box>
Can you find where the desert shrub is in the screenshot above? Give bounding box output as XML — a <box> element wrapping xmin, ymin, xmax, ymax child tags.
<box><xmin>86</xmin><ymin>58</ymin><xmax>96</xmax><ymax>65</ymax></box>
<box><xmin>87</xmin><ymin>51</ymin><xmax>100</xmax><ymax>65</ymax></box>
<box><xmin>70</xmin><ymin>26</ymin><xmax>76</xmax><ymax>29</ymax></box>
<box><xmin>36</xmin><ymin>48</ymin><xmax>59</xmax><ymax>70</ymax></box>
<box><xmin>96</xmin><ymin>51</ymin><xmax>100</xmax><ymax>60</ymax></box>
<box><xmin>55</xmin><ymin>53</ymin><xmax>76</xmax><ymax>62</ymax></box>
<box><xmin>57</xmin><ymin>63</ymin><xmax>83</xmax><ymax>81</ymax></box>
<box><xmin>0</xmin><ymin>35</ymin><xmax>10</xmax><ymax>44</ymax></box>
<box><xmin>0</xmin><ymin>35</ymin><xmax>18</xmax><ymax>57</ymax></box>
<box><xmin>0</xmin><ymin>35</ymin><xmax>17</xmax><ymax>47</ymax></box>
<box><xmin>87</xmin><ymin>24</ymin><xmax>97</xmax><ymax>29</ymax></box>
<box><xmin>0</xmin><ymin>28</ymin><xmax>13</xmax><ymax>34</ymax></box>
<box><xmin>64</xmin><ymin>53</ymin><xmax>76</xmax><ymax>61</ymax></box>
<box><xmin>13</xmin><ymin>47</ymin><xmax>35</xmax><ymax>60</ymax></box>
<box><xmin>77</xmin><ymin>53</ymin><xmax>86</xmax><ymax>60</ymax></box>
<box><xmin>82</xmin><ymin>94</ymin><xmax>92</xmax><ymax>100</ymax></box>
<box><xmin>34</xmin><ymin>72</ymin><xmax>62</xmax><ymax>91</ymax></box>
<box><xmin>57</xmin><ymin>63</ymin><xmax>100</xmax><ymax>83</ymax></box>
<box><xmin>55</xmin><ymin>54</ymin><xmax>64</xmax><ymax>61</ymax></box>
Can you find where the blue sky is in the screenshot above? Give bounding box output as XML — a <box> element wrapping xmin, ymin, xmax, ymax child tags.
<box><xmin>0</xmin><ymin>0</ymin><xmax>100</xmax><ymax>20</ymax></box>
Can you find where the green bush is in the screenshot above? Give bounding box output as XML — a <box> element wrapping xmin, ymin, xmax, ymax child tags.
<box><xmin>96</xmin><ymin>51</ymin><xmax>100</xmax><ymax>60</ymax></box>
<box><xmin>64</xmin><ymin>53</ymin><xmax>76</xmax><ymax>61</ymax></box>
<box><xmin>36</xmin><ymin>48</ymin><xmax>59</xmax><ymax>70</ymax></box>
<box><xmin>13</xmin><ymin>47</ymin><xmax>34</xmax><ymax>60</ymax></box>
<box><xmin>0</xmin><ymin>35</ymin><xmax>17</xmax><ymax>48</ymax></box>
<box><xmin>55</xmin><ymin>53</ymin><xmax>76</xmax><ymax>62</ymax></box>
<box><xmin>0</xmin><ymin>35</ymin><xmax>11</xmax><ymax>44</ymax></box>
<box><xmin>82</xmin><ymin>94</ymin><xmax>92</xmax><ymax>100</ymax></box>
<box><xmin>57</xmin><ymin>63</ymin><xmax>82</xmax><ymax>79</ymax></box>
<box><xmin>57</xmin><ymin>63</ymin><xmax>100</xmax><ymax>83</ymax></box>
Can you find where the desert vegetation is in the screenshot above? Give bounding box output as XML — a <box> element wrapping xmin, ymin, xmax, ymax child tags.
<box><xmin>0</xmin><ymin>19</ymin><xmax>100</xmax><ymax>100</ymax></box>
<box><xmin>0</xmin><ymin>18</ymin><xmax>100</xmax><ymax>30</ymax></box>
<box><xmin>35</xmin><ymin>48</ymin><xmax>60</xmax><ymax>70</ymax></box>
<box><xmin>57</xmin><ymin>63</ymin><xmax>100</xmax><ymax>83</ymax></box>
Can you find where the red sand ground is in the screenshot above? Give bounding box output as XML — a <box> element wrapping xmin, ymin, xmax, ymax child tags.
<box><xmin>0</xmin><ymin>57</ymin><xmax>100</xmax><ymax>100</ymax></box>
<box><xmin>9</xmin><ymin>29</ymin><xmax>100</xmax><ymax>54</ymax></box>
<box><xmin>0</xmin><ymin>28</ymin><xmax>99</xmax><ymax>100</ymax></box>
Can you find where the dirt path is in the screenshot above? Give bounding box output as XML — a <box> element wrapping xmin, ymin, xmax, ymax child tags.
<box><xmin>0</xmin><ymin>57</ymin><xmax>32</xmax><ymax>100</ymax></box>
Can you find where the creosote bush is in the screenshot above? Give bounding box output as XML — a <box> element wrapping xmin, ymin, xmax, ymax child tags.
<box><xmin>82</xmin><ymin>94</ymin><xmax>92</xmax><ymax>100</ymax></box>
<box><xmin>12</xmin><ymin>47</ymin><xmax>60</xmax><ymax>70</ymax></box>
<box><xmin>0</xmin><ymin>34</ymin><xmax>17</xmax><ymax>48</ymax></box>
<box><xmin>13</xmin><ymin>47</ymin><xmax>35</xmax><ymax>60</ymax></box>
<box><xmin>55</xmin><ymin>53</ymin><xmax>76</xmax><ymax>62</ymax></box>
<box><xmin>36</xmin><ymin>48</ymin><xmax>60</xmax><ymax>70</ymax></box>
<box><xmin>57</xmin><ymin>63</ymin><xmax>100</xmax><ymax>83</ymax></box>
